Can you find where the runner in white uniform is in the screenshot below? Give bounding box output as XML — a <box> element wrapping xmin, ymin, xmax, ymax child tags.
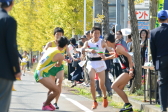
<box><xmin>82</xmin><ymin>27</ymin><xmax>112</xmax><ymax>109</ymax></box>
<box><xmin>86</xmin><ymin>39</ymin><xmax>107</xmax><ymax>72</ymax></box>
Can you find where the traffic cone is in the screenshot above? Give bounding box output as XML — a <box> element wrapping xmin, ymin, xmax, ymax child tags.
<box><xmin>12</xmin><ymin>85</ymin><xmax>16</xmax><ymax>91</ymax></box>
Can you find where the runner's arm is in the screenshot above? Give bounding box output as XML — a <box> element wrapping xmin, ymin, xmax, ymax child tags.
<box><xmin>43</xmin><ymin>42</ymin><xmax>52</xmax><ymax>51</ymax></box>
<box><xmin>102</xmin><ymin>40</ymin><xmax>113</xmax><ymax>52</ymax></box>
<box><xmin>53</xmin><ymin>53</ymin><xmax>64</xmax><ymax>67</ymax></box>
<box><xmin>82</xmin><ymin>41</ymin><xmax>96</xmax><ymax>53</ymax></box>
<box><xmin>99</xmin><ymin>53</ymin><xmax>116</xmax><ymax>60</ymax></box>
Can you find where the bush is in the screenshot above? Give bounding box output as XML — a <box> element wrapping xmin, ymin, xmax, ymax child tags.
<box><xmin>135</xmin><ymin>85</ymin><xmax>144</xmax><ymax>96</ymax></box>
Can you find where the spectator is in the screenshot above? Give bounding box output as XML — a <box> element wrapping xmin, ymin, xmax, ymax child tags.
<box><xmin>113</xmin><ymin>30</ymin><xmax>128</xmax><ymax>78</ymax></box>
<box><xmin>115</xmin><ymin>31</ymin><xmax>128</xmax><ymax>49</ymax></box>
<box><xmin>32</xmin><ymin>55</ymin><xmax>36</xmax><ymax>64</ymax></box>
<box><xmin>85</xmin><ymin>30</ymin><xmax>91</xmax><ymax>40</ymax></box>
<box><xmin>67</xmin><ymin>38</ymin><xmax>77</xmax><ymax>81</ymax></box>
<box><xmin>150</xmin><ymin>10</ymin><xmax>168</xmax><ymax>112</ymax></box>
<box><xmin>0</xmin><ymin>0</ymin><xmax>21</xmax><ymax>111</ymax></box>
<box><xmin>80</xmin><ymin>35</ymin><xmax>87</xmax><ymax>44</ymax></box>
<box><xmin>140</xmin><ymin>29</ymin><xmax>148</xmax><ymax>65</ymax></box>
<box><xmin>71</xmin><ymin>40</ymin><xmax>84</xmax><ymax>87</ymax></box>
<box><xmin>126</xmin><ymin>34</ymin><xmax>133</xmax><ymax>52</ymax></box>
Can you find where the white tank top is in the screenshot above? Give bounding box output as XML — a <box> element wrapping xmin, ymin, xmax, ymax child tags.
<box><xmin>87</xmin><ymin>39</ymin><xmax>105</xmax><ymax>58</ymax></box>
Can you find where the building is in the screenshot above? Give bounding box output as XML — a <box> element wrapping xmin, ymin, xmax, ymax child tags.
<box><xmin>93</xmin><ymin>0</ymin><xmax>150</xmax><ymax>31</ymax></box>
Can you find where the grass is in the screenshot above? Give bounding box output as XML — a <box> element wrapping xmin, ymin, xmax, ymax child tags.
<box><xmin>155</xmin><ymin>104</ymin><xmax>160</xmax><ymax>108</ymax></box>
<box><xmin>133</xmin><ymin>109</ymin><xmax>144</xmax><ymax>112</ymax></box>
<box><xmin>68</xmin><ymin>85</ymin><xmax>144</xmax><ymax>111</ymax></box>
<box><xmin>67</xmin><ymin>85</ymin><xmax>149</xmax><ymax>112</ymax></box>
<box><xmin>63</xmin><ymin>62</ymin><xmax>68</xmax><ymax>78</ymax></box>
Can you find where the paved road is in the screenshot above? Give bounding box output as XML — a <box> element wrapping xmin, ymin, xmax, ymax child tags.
<box><xmin>9</xmin><ymin>72</ymin><xmax>120</xmax><ymax>112</ymax></box>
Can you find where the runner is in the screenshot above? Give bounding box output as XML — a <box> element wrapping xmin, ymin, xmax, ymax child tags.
<box><xmin>44</xmin><ymin>27</ymin><xmax>73</xmax><ymax>109</ymax></box>
<box><xmin>81</xmin><ymin>27</ymin><xmax>112</xmax><ymax>109</ymax></box>
<box><xmin>102</xmin><ymin>33</ymin><xmax>134</xmax><ymax>112</ymax></box>
<box><xmin>20</xmin><ymin>51</ymin><xmax>29</xmax><ymax>76</ymax></box>
<box><xmin>34</xmin><ymin>36</ymin><xmax>68</xmax><ymax>111</ymax></box>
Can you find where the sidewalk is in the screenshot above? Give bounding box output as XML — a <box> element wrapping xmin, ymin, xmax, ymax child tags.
<box><xmin>63</xmin><ymin>79</ymin><xmax>161</xmax><ymax>112</ymax></box>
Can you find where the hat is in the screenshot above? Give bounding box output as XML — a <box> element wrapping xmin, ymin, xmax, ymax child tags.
<box><xmin>85</xmin><ymin>31</ymin><xmax>90</xmax><ymax>35</ymax></box>
<box><xmin>158</xmin><ymin>10</ymin><xmax>168</xmax><ymax>19</ymax></box>
<box><xmin>78</xmin><ymin>40</ymin><xmax>83</xmax><ymax>47</ymax></box>
<box><xmin>0</xmin><ymin>0</ymin><xmax>13</xmax><ymax>2</ymax></box>
<box><xmin>80</xmin><ymin>35</ymin><xmax>86</xmax><ymax>39</ymax></box>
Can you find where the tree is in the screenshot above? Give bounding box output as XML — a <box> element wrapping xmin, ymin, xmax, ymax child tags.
<box><xmin>101</xmin><ymin>0</ymin><xmax>109</xmax><ymax>37</ymax></box>
<box><xmin>10</xmin><ymin>0</ymin><xmax>93</xmax><ymax>51</ymax></box>
<box><xmin>128</xmin><ymin>0</ymin><xmax>142</xmax><ymax>93</ymax></box>
<box><xmin>150</xmin><ymin>0</ymin><xmax>158</xmax><ymax>30</ymax></box>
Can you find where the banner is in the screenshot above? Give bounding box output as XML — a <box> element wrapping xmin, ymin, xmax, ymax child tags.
<box><xmin>134</xmin><ymin>0</ymin><xmax>144</xmax><ymax>5</ymax></box>
<box><xmin>155</xmin><ymin>0</ymin><xmax>164</xmax><ymax>28</ymax></box>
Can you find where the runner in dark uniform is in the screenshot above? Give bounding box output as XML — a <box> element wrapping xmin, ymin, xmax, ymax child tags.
<box><xmin>101</xmin><ymin>33</ymin><xmax>134</xmax><ymax>112</ymax></box>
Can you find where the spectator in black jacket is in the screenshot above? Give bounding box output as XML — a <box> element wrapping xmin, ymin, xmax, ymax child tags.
<box><xmin>150</xmin><ymin>10</ymin><xmax>168</xmax><ymax>112</ymax></box>
<box><xmin>0</xmin><ymin>0</ymin><xmax>21</xmax><ymax>111</ymax></box>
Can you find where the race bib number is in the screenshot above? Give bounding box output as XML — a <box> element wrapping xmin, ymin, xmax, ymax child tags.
<box><xmin>39</xmin><ymin>56</ymin><xmax>49</xmax><ymax>64</ymax></box>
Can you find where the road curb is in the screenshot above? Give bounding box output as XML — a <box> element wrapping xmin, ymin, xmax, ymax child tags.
<box><xmin>63</xmin><ymin>78</ymin><xmax>161</xmax><ymax>112</ymax></box>
<box><xmin>112</xmin><ymin>94</ymin><xmax>160</xmax><ymax>112</ymax></box>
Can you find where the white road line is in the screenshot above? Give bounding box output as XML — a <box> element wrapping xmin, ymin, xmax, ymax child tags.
<box><xmin>61</xmin><ymin>94</ymin><xmax>93</xmax><ymax>112</ymax></box>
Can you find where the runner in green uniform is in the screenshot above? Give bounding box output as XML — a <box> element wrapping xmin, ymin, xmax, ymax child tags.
<box><xmin>34</xmin><ymin>37</ymin><xmax>68</xmax><ymax>111</ymax></box>
<box><xmin>44</xmin><ymin>27</ymin><xmax>74</xmax><ymax>109</ymax></box>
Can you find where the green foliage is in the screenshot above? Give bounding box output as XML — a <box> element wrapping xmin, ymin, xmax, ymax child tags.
<box><xmin>10</xmin><ymin>0</ymin><xmax>93</xmax><ymax>51</ymax></box>
<box><xmin>109</xmin><ymin>102</ymin><xmax>124</xmax><ymax>108</ymax></box>
<box><xmin>64</xmin><ymin>63</ymin><xmax>68</xmax><ymax>78</ymax></box>
<box><xmin>134</xmin><ymin>85</ymin><xmax>144</xmax><ymax>96</ymax></box>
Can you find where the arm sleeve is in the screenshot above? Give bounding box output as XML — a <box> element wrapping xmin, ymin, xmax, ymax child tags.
<box><xmin>150</xmin><ymin>32</ymin><xmax>156</xmax><ymax>66</ymax></box>
<box><xmin>5</xmin><ymin>17</ymin><xmax>20</xmax><ymax>74</ymax></box>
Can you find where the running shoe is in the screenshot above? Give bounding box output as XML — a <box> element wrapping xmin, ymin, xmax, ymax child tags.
<box><xmin>53</xmin><ymin>103</ymin><xmax>59</xmax><ymax>109</ymax></box>
<box><xmin>43</xmin><ymin>102</ymin><xmax>56</xmax><ymax>110</ymax></box>
<box><xmin>119</xmin><ymin>103</ymin><xmax>133</xmax><ymax>112</ymax></box>
<box><xmin>42</xmin><ymin>105</ymin><xmax>54</xmax><ymax>111</ymax></box>
<box><xmin>102</xmin><ymin>97</ymin><xmax>108</xmax><ymax>107</ymax></box>
<box><xmin>92</xmin><ymin>101</ymin><xmax>98</xmax><ymax>109</ymax></box>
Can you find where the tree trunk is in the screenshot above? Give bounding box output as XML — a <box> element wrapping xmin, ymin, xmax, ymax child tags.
<box><xmin>150</xmin><ymin>0</ymin><xmax>158</xmax><ymax>30</ymax></box>
<box><xmin>128</xmin><ymin>0</ymin><xmax>142</xmax><ymax>93</ymax></box>
<box><xmin>101</xmin><ymin>0</ymin><xmax>109</xmax><ymax>37</ymax></box>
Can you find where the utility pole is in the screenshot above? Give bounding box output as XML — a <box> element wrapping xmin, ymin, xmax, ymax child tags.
<box><xmin>93</xmin><ymin>0</ymin><xmax>95</xmax><ymax>26</ymax></box>
<box><xmin>124</xmin><ymin>0</ymin><xmax>128</xmax><ymax>28</ymax></box>
<box><xmin>93</xmin><ymin>0</ymin><xmax>102</xmax><ymax>27</ymax></box>
<box><xmin>84</xmin><ymin>0</ymin><xmax>86</xmax><ymax>34</ymax></box>
<box><xmin>115</xmin><ymin>0</ymin><xmax>121</xmax><ymax>32</ymax></box>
